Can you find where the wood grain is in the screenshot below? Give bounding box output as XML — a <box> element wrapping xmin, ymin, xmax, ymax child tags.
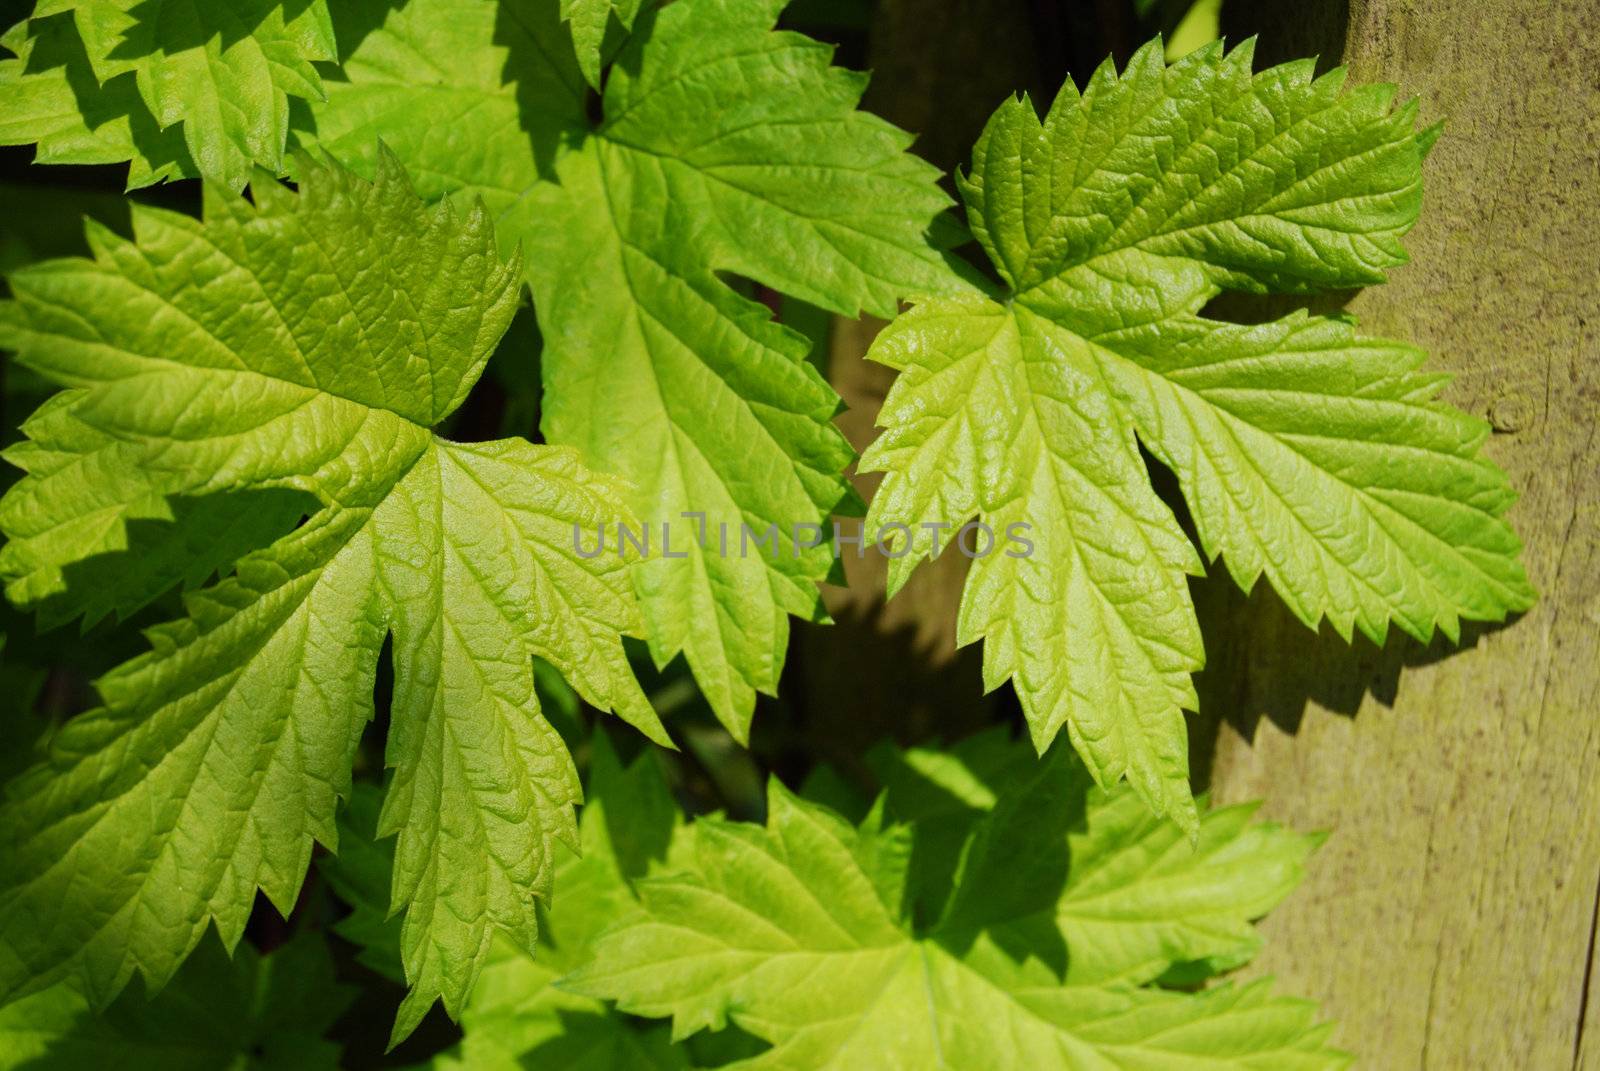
<box><xmin>1198</xmin><ymin>2</ymin><xmax>1600</xmax><ymax>1066</ymax></box>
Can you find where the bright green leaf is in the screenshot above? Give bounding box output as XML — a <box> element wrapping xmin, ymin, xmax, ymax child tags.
<box><xmin>860</xmin><ymin>39</ymin><xmax>1533</xmax><ymax>830</ymax></box>
<box><xmin>429</xmin><ymin>939</ymin><xmax>688</xmax><ymax>1071</ymax></box>
<box><xmin>12</xmin><ymin>0</ymin><xmax>337</xmax><ymax>187</ymax></box>
<box><xmin>933</xmin><ymin>747</ymin><xmax>1320</xmax><ymax>987</ymax></box>
<box><xmin>0</xmin><ymin>13</ymin><xmax>196</xmax><ymax>187</ymax></box>
<box><xmin>868</xmin><ymin>730</ymin><xmax>1316</xmax><ymax>983</ymax></box>
<box><xmin>291</xmin><ymin>0</ymin><xmax>585</xmax><ymax>203</ymax></box>
<box><xmin>863</xmin><ymin>293</ymin><xmax>1206</xmax><ymax>828</ymax></box>
<box><xmin>431</xmin><ymin>733</ymin><xmax>688</xmax><ymax>1070</ymax></box>
<box><xmin>291</xmin><ymin>0</ymin><xmax>972</xmax><ymax>741</ymax></box>
<box><xmin>0</xmin><ymin>154</ymin><xmax>665</xmax><ymax>1039</ymax></box>
<box><xmin>569</xmin><ymin>774</ymin><xmax>1346</xmax><ymax>1069</ymax></box>
<box><xmin>0</xmin><ymin>392</ymin><xmax>314</xmax><ymax>627</ymax></box>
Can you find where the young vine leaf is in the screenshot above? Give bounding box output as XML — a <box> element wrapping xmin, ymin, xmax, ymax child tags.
<box><xmin>2</xmin><ymin>1</ymin><xmax>338</xmax><ymax>188</ymax></box>
<box><xmin>290</xmin><ymin>0</ymin><xmax>973</xmax><ymax>741</ymax></box>
<box><xmin>0</xmin><ymin>153</ymin><xmax>668</xmax><ymax>1041</ymax></box>
<box><xmin>570</xmin><ymin>741</ymin><xmax>1346</xmax><ymax>1069</ymax></box>
<box><xmin>859</xmin><ymin>40</ymin><xmax>1534</xmax><ymax>830</ymax></box>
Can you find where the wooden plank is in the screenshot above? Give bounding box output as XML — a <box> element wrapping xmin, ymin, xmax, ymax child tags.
<box><xmin>1200</xmin><ymin>1</ymin><xmax>1600</xmax><ymax>1066</ymax></box>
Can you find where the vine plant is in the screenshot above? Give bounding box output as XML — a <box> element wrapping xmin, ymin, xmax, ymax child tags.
<box><xmin>0</xmin><ymin>0</ymin><xmax>1530</xmax><ymax>1066</ymax></box>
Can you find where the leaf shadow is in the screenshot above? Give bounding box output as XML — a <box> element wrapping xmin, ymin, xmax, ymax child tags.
<box><xmin>318</xmin><ymin>0</ymin><xmax>408</xmax><ymax>64</ymax></box>
<box><xmin>494</xmin><ymin>0</ymin><xmax>597</xmax><ymax>181</ymax></box>
<box><xmin>31</xmin><ymin>485</ymin><xmax>315</xmax><ymax>634</ymax></box>
<box><xmin>17</xmin><ymin>13</ymin><xmax>195</xmax><ymax>175</ymax></box>
<box><xmin>517</xmin><ymin>1008</ymin><xmax>669</xmax><ymax>1070</ymax></box>
<box><xmin>108</xmin><ymin>0</ymin><xmax>325</xmax><ymax>58</ymax></box>
<box><xmin>1201</xmin><ymin>287</ymin><xmax>1363</xmax><ymax>325</ymax></box>
<box><xmin>776</xmin><ymin>583</ymin><xmax>997</xmax><ymax>794</ymax></box>
<box><xmin>911</xmin><ymin>742</ymin><xmax>1088</xmax><ymax>978</ymax></box>
<box><xmin>1184</xmin><ymin>569</ymin><xmax>1525</xmax><ymax>794</ymax></box>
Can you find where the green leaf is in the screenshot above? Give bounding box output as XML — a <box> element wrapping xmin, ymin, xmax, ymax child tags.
<box><xmin>1</xmin><ymin>393</ymin><xmax>314</xmax><ymax>627</ymax></box>
<box><xmin>521</xmin><ymin>141</ymin><xmax>859</xmax><ymax>741</ymax></box>
<box><xmin>863</xmin><ymin>730</ymin><xmax>1314</xmax><ymax>976</ymax></box>
<box><xmin>863</xmin><ymin>294</ymin><xmax>1207</xmax><ymax>828</ymax></box>
<box><xmin>291</xmin><ymin>0</ymin><xmax>585</xmax><ymax>202</ymax></box>
<box><xmin>432</xmin><ymin>733</ymin><xmax>689</xmax><ymax>1070</ymax></box>
<box><xmin>430</xmin><ymin>940</ymin><xmax>688</xmax><ymax>1071</ymax></box>
<box><xmin>568</xmin><ymin>773</ymin><xmax>1347</xmax><ymax>1069</ymax></box>
<box><xmin>292</xmin><ymin>0</ymin><xmax>971</xmax><ymax>740</ymax></box>
<box><xmin>0</xmin><ymin>154</ymin><xmax>667</xmax><ymax>1039</ymax></box>
<box><xmin>868</xmin><ymin>726</ymin><xmax>1036</xmax><ymax>819</ymax></box>
<box><xmin>0</xmin><ymin>13</ymin><xmax>196</xmax><ymax>187</ymax></box>
<box><xmin>559</xmin><ymin>0</ymin><xmax>646</xmax><ymax>91</ymax></box>
<box><xmin>860</xmin><ymin>39</ymin><xmax>1533</xmax><ymax>829</ymax></box>
<box><xmin>933</xmin><ymin>747</ymin><xmax>1320</xmax><ymax>987</ymax></box>
<box><xmin>326</xmin><ymin>733</ymin><xmax>685</xmax><ymax>1070</ymax></box>
<box><xmin>13</xmin><ymin>0</ymin><xmax>337</xmax><ymax>187</ymax></box>
<box><xmin>0</xmin><ymin>929</ymin><xmax>354</xmax><ymax>1070</ymax></box>
<box><xmin>862</xmin><ymin>727</ymin><xmax>1037</xmax><ymax>925</ymax></box>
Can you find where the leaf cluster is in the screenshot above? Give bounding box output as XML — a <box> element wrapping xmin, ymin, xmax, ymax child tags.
<box><xmin>0</xmin><ymin>0</ymin><xmax>1534</xmax><ymax>1064</ymax></box>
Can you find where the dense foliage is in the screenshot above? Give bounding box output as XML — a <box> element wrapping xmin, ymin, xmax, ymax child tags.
<box><xmin>0</xmin><ymin>0</ymin><xmax>1529</xmax><ymax>1066</ymax></box>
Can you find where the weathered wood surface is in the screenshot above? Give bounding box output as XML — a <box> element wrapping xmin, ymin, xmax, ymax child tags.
<box><xmin>1200</xmin><ymin>2</ymin><xmax>1600</xmax><ymax>1066</ymax></box>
